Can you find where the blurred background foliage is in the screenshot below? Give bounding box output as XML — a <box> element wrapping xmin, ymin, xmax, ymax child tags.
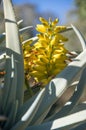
<box><xmin>75</xmin><ymin>0</ymin><xmax>86</xmax><ymax>19</ymax></box>
<box><xmin>65</xmin><ymin>0</ymin><xmax>86</xmax><ymax>52</ymax></box>
<box><xmin>0</xmin><ymin>0</ymin><xmax>86</xmax><ymax>50</ymax></box>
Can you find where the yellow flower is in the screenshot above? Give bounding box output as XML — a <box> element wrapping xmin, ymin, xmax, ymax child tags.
<box><xmin>23</xmin><ymin>17</ymin><xmax>71</xmax><ymax>87</ymax></box>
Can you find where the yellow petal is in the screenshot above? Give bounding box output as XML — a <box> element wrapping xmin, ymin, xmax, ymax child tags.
<box><xmin>54</xmin><ymin>26</ymin><xmax>67</xmax><ymax>33</ymax></box>
<box><xmin>33</xmin><ymin>65</ymin><xmax>46</xmax><ymax>72</ymax></box>
<box><xmin>40</xmin><ymin>57</ymin><xmax>49</xmax><ymax>64</ymax></box>
<box><xmin>36</xmin><ymin>24</ymin><xmax>47</xmax><ymax>33</ymax></box>
<box><xmin>39</xmin><ymin>17</ymin><xmax>48</xmax><ymax>25</ymax></box>
<box><xmin>52</xmin><ymin>18</ymin><xmax>59</xmax><ymax>26</ymax></box>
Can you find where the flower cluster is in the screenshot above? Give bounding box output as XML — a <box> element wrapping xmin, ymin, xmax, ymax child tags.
<box><xmin>23</xmin><ymin>17</ymin><xmax>70</xmax><ymax>87</ymax></box>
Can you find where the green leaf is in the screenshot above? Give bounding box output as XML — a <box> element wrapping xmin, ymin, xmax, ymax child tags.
<box><xmin>3</xmin><ymin>100</ymin><xmax>18</xmax><ymax>130</ymax></box>
<box><xmin>11</xmin><ymin>89</ymin><xmax>45</xmax><ymax>130</ymax></box>
<box><xmin>3</xmin><ymin>0</ymin><xmax>24</xmax><ymax>109</ymax></box>
<box><xmin>26</xmin><ymin>110</ymin><xmax>86</xmax><ymax>130</ymax></box>
<box><xmin>19</xmin><ymin>26</ymin><xmax>33</xmax><ymax>35</ymax></box>
<box><xmin>44</xmin><ymin>68</ymin><xmax>86</xmax><ymax>122</ymax></box>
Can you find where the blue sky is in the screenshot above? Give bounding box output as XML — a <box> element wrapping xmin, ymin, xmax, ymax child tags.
<box><xmin>13</xmin><ymin>0</ymin><xmax>75</xmax><ymax>23</ymax></box>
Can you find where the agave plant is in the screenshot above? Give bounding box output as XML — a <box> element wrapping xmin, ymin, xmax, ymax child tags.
<box><xmin>0</xmin><ymin>0</ymin><xmax>86</xmax><ymax>130</ymax></box>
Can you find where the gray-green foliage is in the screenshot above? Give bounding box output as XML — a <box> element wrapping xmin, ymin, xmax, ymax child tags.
<box><xmin>0</xmin><ymin>0</ymin><xmax>86</xmax><ymax>130</ymax></box>
<box><xmin>75</xmin><ymin>0</ymin><xmax>86</xmax><ymax>19</ymax></box>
